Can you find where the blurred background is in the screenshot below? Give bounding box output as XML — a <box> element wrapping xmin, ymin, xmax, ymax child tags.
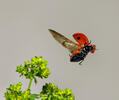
<box><xmin>0</xmin><ymin>0</ymin><xmax>119</xmax><ymax>100</ymax></box>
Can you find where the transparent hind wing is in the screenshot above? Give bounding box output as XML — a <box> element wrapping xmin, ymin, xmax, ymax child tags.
<box><xmin>49</xmin><ymin>29</ymin><xmax>81</xmax><ymax>53</ymax></box>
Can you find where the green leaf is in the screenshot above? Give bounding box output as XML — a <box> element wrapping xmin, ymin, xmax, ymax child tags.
<box><xmin>33</xmin><ymin>77</ymin><xmax>37</xmax><ymax>84</ymax></box>
<box><xmin>30</xmin><ymin>94</ymin><xmax>40</xmax><ymax>100</ymax></box>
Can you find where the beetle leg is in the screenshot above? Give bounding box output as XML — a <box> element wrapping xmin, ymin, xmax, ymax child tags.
<box><xmin>79</xmin><ymin>60</ymin><xmax>84</xmax><ymax>65</ymax></box>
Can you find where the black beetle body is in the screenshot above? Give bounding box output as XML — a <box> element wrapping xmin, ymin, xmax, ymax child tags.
<box><xmin>70</xmin><ymin>45</ymin><xmax>94</xmax><ymax>64</ymax></box>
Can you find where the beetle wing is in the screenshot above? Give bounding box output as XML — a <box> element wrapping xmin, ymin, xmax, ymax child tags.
<box><xmin>49</xmin><ymin>29</ymin><xmax>81</xmax><ymax>53</ymax></box>
<box><xmin>73</xmin><ymin>33</ymin><xmax>89</xmax><ymax>46</ymax></box>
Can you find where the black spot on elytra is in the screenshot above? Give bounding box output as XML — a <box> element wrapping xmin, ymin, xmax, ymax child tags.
<box><xmin>77</xmin><ymin>37</ymin><xmax>80</xmax><ymax>40</ymax></box>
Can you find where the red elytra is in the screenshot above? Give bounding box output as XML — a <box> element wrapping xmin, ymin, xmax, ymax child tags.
<box><xmin>73</xmin><ymin>33</ymin><xmax>89</xmax><ymax>46</ymax></box>
<box><xmin>73</xmin><ymin>33</ymin><xmax>96</xmax><ymax>54</ymax></box>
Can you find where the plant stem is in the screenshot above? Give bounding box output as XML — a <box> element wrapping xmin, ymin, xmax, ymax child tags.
<box><xmin>28</xmin><ymin>78</ymin><xmax>33</xmax><ymax>90</ymax></box>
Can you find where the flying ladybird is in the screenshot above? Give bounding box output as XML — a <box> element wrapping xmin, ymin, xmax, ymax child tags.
<box><xmin>49</xmin><ymin>29</ymin><xmax>96</xmax><ymax>64</ymax></box>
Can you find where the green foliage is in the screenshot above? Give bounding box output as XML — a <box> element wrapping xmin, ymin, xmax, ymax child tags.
<box><xmin>16</xmin><ymin>56</ymin><xmax>50</xmax><ymax>83</ymax></box>
<box><xmin>5</xmin><ymin>56</ymin><xmax>75</xmax><ymax>100</ymax></box>
<box><xmin>40</xmin><ymin>83</ymin><xmax>75</xmax><ymax>100</ymax></box>
<box><xmin>5</xmin><ymin>82</ymin><xmax>40</xmax><ymax>100</ymax></box>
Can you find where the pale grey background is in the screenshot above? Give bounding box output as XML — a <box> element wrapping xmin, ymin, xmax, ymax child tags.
<box><xmin>0</xmin><ymin>0</ymin><xmax>119</xmax><ymax>100</ymax></box>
